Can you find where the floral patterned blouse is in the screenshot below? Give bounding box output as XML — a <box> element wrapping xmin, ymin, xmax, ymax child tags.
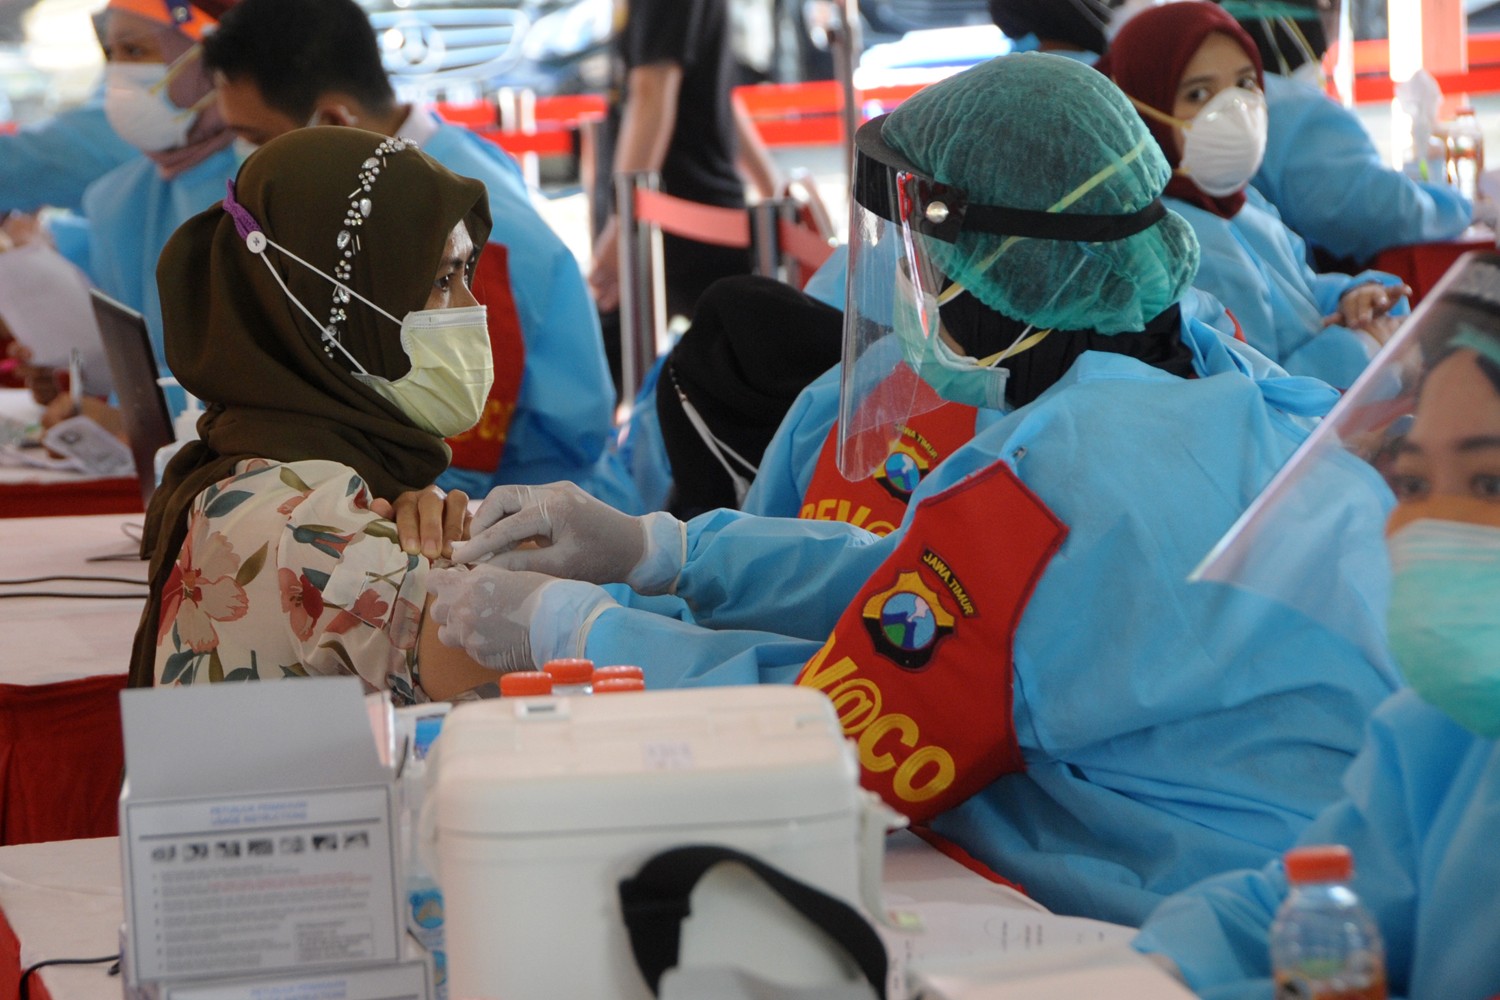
<box><xmin>153</xmin><ymin>458</ymin><xmax>430</xmax><ymax>705</ymax></box>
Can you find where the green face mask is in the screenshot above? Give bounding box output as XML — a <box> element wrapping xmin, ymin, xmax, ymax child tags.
<box><xmin>1387</xmin><ymin>518</ymin><xmax>1500</xmax><ymax>738</ymax></box>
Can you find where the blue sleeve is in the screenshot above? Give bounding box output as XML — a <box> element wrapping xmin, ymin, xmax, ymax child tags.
<box><xmin>584</xmin><ymin>607</ymin><xmax>821</xmax><ymax>689</ymax></box>
<box><xmin>675</xmin><ymin>508</ymin><xmax>894</xmax><ymax>637</ymax></box>
<box><xmin>1255</xmin><ymin>76</ymin><xmax>1471</xmax><ymax>262</ymax></box>
<box><xmin>615</xmin><ymin>358</ymin><xmax>674</xmax><ymax>513</ymax></box>
<box><xmin>0</xmin><ymin>101</ymin><xmax>136</xmax><ymax>213</ymax></box>
<box><xmin>1133</xmin><ymin>691</ymin><xmax>1440</xmax><ymax>1000</ymax></box>
<box><xmin>741</xmin><ymin>366</ymin><xmax>841</xmax><ymax>518</ymax></box>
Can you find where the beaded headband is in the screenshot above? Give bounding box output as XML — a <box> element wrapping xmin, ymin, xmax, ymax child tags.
<box><xmin>221</xmin><ymin>136</ymin><xmax>420</xmax><ymax>371</ymax></box>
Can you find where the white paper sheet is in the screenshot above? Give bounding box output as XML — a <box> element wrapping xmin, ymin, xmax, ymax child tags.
<box><xmin>911</xmin><ymin>943</ymin><xmax>1198</xmax><ymax>999</ymax></box>
<box><xmin>0</xmin><ymin>243</ymin><xmax>112</xmax><ymax>396</ymax></box>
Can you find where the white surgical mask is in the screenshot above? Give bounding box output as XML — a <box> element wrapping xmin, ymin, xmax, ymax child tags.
<box><xmin>103</xmin><ymin>51</ymin><xmax>209</xmax><ymax>153</ymax></box>
<box><xmin>353</xmin><ymin>306</ymin><xmax>494</xmax><ymax>438</ymax></box>
<box><xmin>1133</xmin><ymin>87</ymin><xmax>1268</xmax><ymax>197</ymax></box>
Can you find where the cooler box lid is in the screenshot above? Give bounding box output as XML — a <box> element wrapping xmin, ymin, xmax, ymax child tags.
<box><xmin>429</xmin><ymin>685</ymin><xmax>862</xmax><ymax>836</ymax></box>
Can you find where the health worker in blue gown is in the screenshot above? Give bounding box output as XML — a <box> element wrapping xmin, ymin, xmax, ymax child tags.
<box><xmin>85</xmin><ymin>0</ymin><xmax>240</xmax><ymax>406</ymax></box>
<box><xmin>1133</xmin><ymin>251</ymin><xmax>1500</xmax><ymax>998</ymax></box>
<box><xmin>1102</xmin><ymin>1</ymin><xmax>1409</xmax><ymax>390</ymax></box>
<box><xmin>0</xmin><ymin>97</ymin><xmax>136</xmax><ymax>215</ymax></box>
<box><xmin>427</xmin><ymin>53</ymin><xmax>1401</xmax><ymax>927</ymax></box>
<box><xmin>201</xmin><ymin>0</ymin><xmax>634</xmax><ymax>511</ymax></box>
<box><xmin>1230</xmin><ymin>4</ymin><xmax>1474</xmax><ymax>266</ymax></box>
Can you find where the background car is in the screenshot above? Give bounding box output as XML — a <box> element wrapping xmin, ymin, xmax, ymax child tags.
<box><xmin>355</xmin><ymin>0</ymin><xmax>612</xmax><ymax>100</ymax></box>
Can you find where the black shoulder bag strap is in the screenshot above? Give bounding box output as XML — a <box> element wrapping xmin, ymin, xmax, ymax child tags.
<box><xmin>618</xmin><ymin>844</ymin><xmax>889</xmax><ymax>999</ymax></box>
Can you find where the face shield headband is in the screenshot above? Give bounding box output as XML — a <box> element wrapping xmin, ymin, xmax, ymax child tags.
<box><xmin>835</xmin><ymin>115</ymin><xmax>1170</xmax><ymax>480</ymax></box>
<box><xmin>851</xmin><ymin>115</ymin><xmax>1168</xmax><ymax>250</ymax></box>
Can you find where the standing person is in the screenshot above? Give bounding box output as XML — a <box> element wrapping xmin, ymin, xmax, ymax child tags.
<box><xmin>203</xmin><ymin>0</ymin><xmax>636</xmax><ymax>511</ymax></box>
<box><xmin>1133</xmin><ymin>252</ymin><xmax>1500</xmax><ymax>998</ymax></box>
<box><xmin>135</xmin><ymin>127</ymin><xmax>503</xmax><ymax>702</ymax></box>
<box><xmin>430</xmin><ymin>54</ymin><xmax>1399</xmax><ymax>925</ymax></box>
<box><xmin>590</xmin><ymin>0</ymin><xmax>780</xmax><ymax>398</ymax></box>
<box><xmin>1102</xmin><ymin>1</ymin><xmax>1409</xmax><ymax>388</ymax></box>
<box><xmin>83</xmin><ymin>0</ymin><xmax>239</xmax><ymax>408</ymax></box>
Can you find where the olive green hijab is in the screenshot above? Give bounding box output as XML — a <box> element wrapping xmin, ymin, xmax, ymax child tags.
<box><xmin>130</xmin><ymin>126</ymin><xmax>492</xmax><ymax>687</ymax></box>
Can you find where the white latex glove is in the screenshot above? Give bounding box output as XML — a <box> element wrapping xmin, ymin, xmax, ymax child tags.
<box><xmin>427</xmin><ymin>565</ymin><xmax>618</xmax><ymax>670</ymax></box>
<box><xmin>451</xmin><ymin>482</ymin><xmax>686</xmax><ymax>594</ymax></box>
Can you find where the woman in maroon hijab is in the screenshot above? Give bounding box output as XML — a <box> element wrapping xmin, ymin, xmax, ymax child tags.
<box><xmin>1102</xmin><ymin>0</ymin><xmax>1408</xmax><ymax>389</ymax></box>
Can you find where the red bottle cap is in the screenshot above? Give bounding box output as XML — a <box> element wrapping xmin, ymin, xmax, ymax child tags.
<box><xmin>542</xmin><ymin>658</ymin><xmax>594</xmax><ymax>684</ymax></box>
<box><xmin>593</xmin><ymin>665</ymin><xmax>644</xmax><ymax>684</ymax></box>
<box><xmin>1284</xmin><ymin>844</ymin><xmax>1354</xmax><ymax>884</ymax></box>
<box><xmin>499</xmin><ymin>671</ymin><xmax>554</xmax><ymax>696</ymax></box>
<box><xmin>593</xmin><ymin>677</ymin><xmax>645</xmax><ymax>694</ymax></box>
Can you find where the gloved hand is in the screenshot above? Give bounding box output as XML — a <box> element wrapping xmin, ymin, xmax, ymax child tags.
<box><xmin>451</xmin><ymin>482</ymin><xmax>686</xmax><ymax>594</ymax></box>
<box><xmin>427</xmin><ymin>564</ymin><xmax>619</xmax><ymax>671</ymax></box>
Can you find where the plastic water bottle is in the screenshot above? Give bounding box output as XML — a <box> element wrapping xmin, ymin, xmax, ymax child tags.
<box><xmin>1445</xmin><ymin>106</ymin><xmax>1485</xmax><ymax>202</ymax></box>
<box><xmin>1270</xmin><ymin>845</ymin><xmax>1387</xmax><ymax>1000</ymax></box>
<box><xmin>401</xmin><ymin>711</ymin><xmax>449</xmax><ymax>1000</ymax></box>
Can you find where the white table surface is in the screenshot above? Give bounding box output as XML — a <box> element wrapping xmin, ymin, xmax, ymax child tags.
<box><xmin>0</xmin><ymin>514</ymin><xmax>145</xmax><ymax>685</ymax></box>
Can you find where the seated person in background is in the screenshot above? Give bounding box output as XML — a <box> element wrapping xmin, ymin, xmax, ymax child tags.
<box><xmin>82</xmin><ymin>0</ymin><xmax>240</xmax><ymax>406</ymax></box>
<box><xmin>1133</xmin><ymin>278</ymin><xmax>1500</xmax><ymax>998</ymax></box>
<box><xmin>989</xmin><ymin>0</ymin><xmax>1115</xmax><ymax>63</ymax></box>
<box><xmin>429</xmin><ymin>54</ymin><xmax>1400</xmax><ymax>925</ymax></box>
<box><xmin>202</xmin><ymin>0</ymin><xmax>636</xmax><ymax>512</ymax></box>
<box><xmin>655</xmin><ymin>275</ymin><xmax>843</xmax><ymax>518</ymax></box>
<box><xmin>1231</xmin><ymin>1</ymin><xmax>1475</xmax><ymax>270</ymax></box>
<box><xmin>1102</xmin><ymin>1</ymin><xmax>1409</xmax><ymax>389</ymax></box>
<box><xmin>130</xmin><ymin>127</ymin><xmax>503</xmax><ymax>704</ymax></box>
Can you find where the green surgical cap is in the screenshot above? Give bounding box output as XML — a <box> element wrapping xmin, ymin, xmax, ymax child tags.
<box><xmin>883</xmin><ymin>52</ymin><xmax>1199</xmax><ymax>333</ymax></box>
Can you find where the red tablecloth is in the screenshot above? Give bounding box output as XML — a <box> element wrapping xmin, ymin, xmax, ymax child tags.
<box><xmin>0</xmin><ymin>675</ymin><xmax>126</xmax><ymax>845</ymax></box>
<box><xmin>0</xmin><ymin>479</ymin><xmax>143</xmax><ymax>518</ymax></box>
<box><xmin>1373</xmin><ymin>235</ymin><xmax>1494</xmax><ymax>305</ymax></box>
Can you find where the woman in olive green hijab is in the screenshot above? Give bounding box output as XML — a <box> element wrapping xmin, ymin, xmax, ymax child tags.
<box><xmin>132</xmin><ymin>126</ymin><xmax>504</xmax><ymax>703</ymax></box>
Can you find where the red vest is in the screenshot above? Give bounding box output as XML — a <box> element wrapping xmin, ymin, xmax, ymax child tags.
<box><xmin>796</xmin><ymin>461</ymin><xmax>1066</xmax><ymax>823</ymax></box>
<box><xmin>799</xmin><ymin>400</ymin><xmax>980</xmax><ymax>537</ymax></box>
<box><xmin>445</xmin><ymin>243</ymin><xmax>526</xmax><ymax>476</ymax></box>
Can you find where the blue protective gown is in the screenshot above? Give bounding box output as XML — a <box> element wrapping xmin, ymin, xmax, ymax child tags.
<box><xmin>0</xmin><ymin>98</ymin><xmax>135</xmax><ymax>214</ymax></box>
<box><xmin>79</xmin><ymin>146</ymin><xmax>241</xmax><ymax>414</ymax></box>
<box><xmin>1169</xmin><ymin>187</ymin><xmax>1403</xmax><ymax>389</ymax></box>
<box><xmin>420</xmin><ymin>122</ymin><xmax>637</xmax><ymax>511</ymax></box>
<box><xmin>1255</xmin><ymin>74</ymin><xmax>1471</xmax><ymax>264</ymax></box>
<box><xmin>743</xmin><ymin>289</ymin><xmax>1246</xmax><ymax>521</ymax></box>
<box><xmin>1133</xmin><ymin>689</ymin><xmax>1500</xmax><ymax>1000</ymax></box>
<box><xmin>581</xmin><ymin>317</ymin><xmax>1401</xmax><ymax>925</ymax></box>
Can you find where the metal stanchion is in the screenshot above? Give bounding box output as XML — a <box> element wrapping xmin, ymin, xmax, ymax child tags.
<box><xmin>750</xmin><ymin>200</ymin><xmax>786</xmax><ymax>282</ymax></box>
<box><xmin>615</xmin><ymin>170</ymin><xmax>665</xmax><ymax>401</ymax></box>
<box><xmin>829</xmin><ymin>0</ymin><xmax>862</xmax><ymax>181</ymax></box>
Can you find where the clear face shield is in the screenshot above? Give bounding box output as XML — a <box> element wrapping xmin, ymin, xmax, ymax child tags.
<box><xmin>1195</xmin><ymin>251</ymin><xmax>1500</xmax><ymax>661</ymax></box>
<box><xmin>836</xmin><ymin>114</ymin><xmax>1167</xmax><ymax>480</ymax></box>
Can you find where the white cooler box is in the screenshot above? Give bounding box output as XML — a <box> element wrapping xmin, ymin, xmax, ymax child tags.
<box><xmin>421</xmin><ymin>684</ymin><xmax>895</xmax><ymax>1000</ymax></box>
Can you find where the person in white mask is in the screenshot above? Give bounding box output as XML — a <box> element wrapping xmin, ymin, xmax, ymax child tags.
<box><xmin>1102</xmin><ymin>0</ymin><xmax>1410</xmax><ymax>389</ymax></box>
<box><xmin>130</xmin><ymin>127</ymin><xmax>504</xmax><ymax>703</ymax></box>
<box><xmin>73</xmin><ymin>0</ymin><xmax>241</xmax><ymax>419</ymax></box>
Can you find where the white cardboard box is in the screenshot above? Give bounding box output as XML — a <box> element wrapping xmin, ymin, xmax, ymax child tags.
<box><xmin>118</xmin><ymin>680</ymin><xmax>403</xmax><ymax>989</ymax></box>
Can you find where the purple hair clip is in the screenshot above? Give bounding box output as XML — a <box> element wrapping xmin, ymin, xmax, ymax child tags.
<box><xmin>223</xmin><ymin>180</ymin><xmax>268</xmax><ymax>253</ymax></box>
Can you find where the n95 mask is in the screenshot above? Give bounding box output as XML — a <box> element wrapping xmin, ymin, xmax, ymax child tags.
<box><xmin>1176</xmin><ymin>87</ymin><xmax>1268</xmax><ymax>197</ymax></box>
<box><xmin>1133</xmin><ymin>87</ymin><xmax>1268</xmax><ymax>198</ymax></box>
<box><xmin>104</xmin><ymin>57</ymin><xmax>207</xmax><ymax>153</ymax></box>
